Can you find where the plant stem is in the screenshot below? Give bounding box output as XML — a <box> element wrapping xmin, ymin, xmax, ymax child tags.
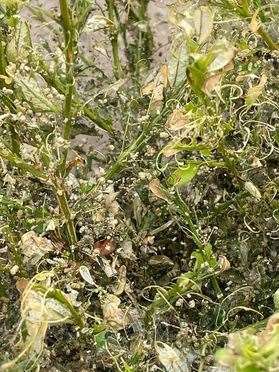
<box><xmin>0</xmin><ymin>147</ymin><xmax>77</xmax><ymax>245</ymax></box>
<box><xmin>33</xmin><ymin>54</ymin><xmax>113</xmax><ymax>133</ymax></box>
<box><xmin>106</xmin><ymin>0</ymin><xmax>123</xmax><ymax>79</ymax></box>
<box><xmin>59</xmin><ymin>0</ymin><xmax>76</xmax><ymax>176</ymax></box>
<box><xmin>0</xmin><ymin>30</ymin><xmax>21</xmax><ymax>156</ymax></box>
<box><xmin>55</xmin><ymin>182</ymin><xmax>77</xmax><ymax>246</ymax></box>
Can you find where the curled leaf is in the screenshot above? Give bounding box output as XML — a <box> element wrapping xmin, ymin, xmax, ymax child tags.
<box><xmin>245</xmin><ymin>74</ymin><xmax>267</xmax><ymax>105</ymax></box>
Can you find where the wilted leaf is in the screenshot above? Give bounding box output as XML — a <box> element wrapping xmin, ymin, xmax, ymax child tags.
<box><xmin>142</xmin><ymin>70</ymin><xmax>165</xmax><ymax>112</ymax></box>
<box><xmin>244</xmin><ymin>181</ymin><xmax>261</xmax><ymax>200</ymax></box>
<box><xmin>218</xmin><ymin>255</ymin><xmax>231</xmax><ymax>272</ymax></box>
<box><xmin>168</xmin><ymin>34</ymin><xmax>189</xmax><ymax>87</ymax></box>
<box><xmin>149</xmin><ymin>179</ymin><xmax>170</xmax><ymax>202</ymax></box>
<box><xmin>168</xmin><ymin>164</ymin><xmax>199</xmax><ymax>187</ymax></box>
<box><xmin>156</xmin><ymin>342</ymin><xmax>189</xmax><ymax>372</ymax></box>
<box><xmin>249</xmin><ymin>10</ymin><xmax>260</xmax><ymax>33</ymax></box>
<box><xmin>165</xmin><ymin>108</ymin><xmax>189</xmax><ymax>131</ymax></box>
<box><xmin>208</xmin><ymin>42</ymin><xmax>236</xmax><ymax>72</ymax></box>
<box><xmin>119</xmin><ymin>240</ymin><xmax>137</xmax><ymax>261</ymax></box>
<box><xmin>94</xmin><ymin>239</ymin><xmax>116</xmax><ymax>257</ymax></box>
<box><xmin>203</xmin><ymin>72</ymin><xmax>222</xmax><ymax>95</ymax></box>
<box><xmin>245</xmin><ymin>74</ymin><xmax>267</xmax><ymax>105</ymax></box>
<box><xmin>21</xmin><ymin>231</ymin><xmax>54</xmax><ymax>265</ymax></box>
<box><xmin>5</xmin><ymin>272</ymin><xmax>83</xmax><ymax>369</ymax></box>
<box><xmin>162</xmin><ymin>140</ymin><xmax>182</xmax><ymax>157</ymax></box>
<box><xmin>193</xmin><ymin>6</ymin><xmax>213</xmax><ymax>44</ymax></box>
<box><xmin>274</xmin><ymin>288</ymin><xmax>279</xmax><ymax>310</ymax></box>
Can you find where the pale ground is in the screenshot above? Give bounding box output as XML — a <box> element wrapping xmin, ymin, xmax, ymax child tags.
<box><xmin>23</xmin><ymin>0</ymin><xmax>173</xmax><ymax>159</ymax></box>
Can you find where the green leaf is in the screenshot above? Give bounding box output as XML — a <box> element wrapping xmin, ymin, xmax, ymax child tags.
<box><xmin>94</xmin><ymin>330</ymin><xmax>107</xmax><ymax>349</ymax></box>
<box><xmin>167</xmin><ymin>164</ymin><xmax>199</xmax><ymax>187</ymax></box>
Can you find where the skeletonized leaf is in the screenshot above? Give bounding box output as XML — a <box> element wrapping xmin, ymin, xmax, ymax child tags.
<box><xmin>21</xmin><ymin>231</ymin><xmax>54</xmax><ymax>265</ymax></box>
<box><xmin>168</xmin><ymin>164</ymin><xmax>199</xmax><ymax>187</ymax></box>
<box><xmin>165</xmin><ymin>108</ymin><xmax>189</xmax><ymax>131</ymax></box>
<box><xmin>102</xmin><ymin>294</ymin><xmax>131</xmax><ymax>330</ymax></box>
<box><xmin>245</xmin><ymin>74</ymin><xmax>267</xmax><ymax>105</ymax></box>
<box><xmin>156</xmin><ymin>342</ymin><xmax>189</xmax><ymax>372</ymax></box>
<box><xmin>244</xmin><ymin>181</ymin><xmax>261</xmax><ymax>200</ymax></box>
<box><xmin>168</xmin><ymin>34</ymin><xmax>189</xmax><ymax>87</ymax></box>
<box><xmin>193</xmin><ymin>6</ymin><xmax>213</xmax><ymax>44</ymax></box>
<box><xmin>84</xmin><ymin>14</ymin><xmax>108</xmax><ymax>33</ymax></box>
<box><xmin>6</xmin><ymin>21</ymin><xmax>32</xmax><ymax>62</ymax></box>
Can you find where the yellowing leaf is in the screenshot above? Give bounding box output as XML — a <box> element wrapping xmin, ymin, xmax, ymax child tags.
<box><xmin>160</xmin><ymin>64</ymin><xmax>169</xmax><ymax>88</ymax></box>
<box><xmin>193</xmin><ymin>6</ymin><xmax>213</xmax><ymax>44</ymax></box>
<box><xmin>165</xmin><ymin>108</ymin><xmax>189</xmax><ymax>131</ymax></box>
<box><xmin>245</xmin><ymin>74</ymin><xmax>267</xmax><ymax>105</ymax></box>
<box><xmin>168</xmin><ymin>164</ymin><xmax>199</xmax><ymax>187</ymax></box>
<box><xmin>208</xmin><ymin>42</ymin><xmax>236</xmax><ymax>72</ymax></box>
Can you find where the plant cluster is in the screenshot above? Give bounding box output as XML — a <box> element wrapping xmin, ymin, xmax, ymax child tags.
<box><xmin>0</xmin><ymin>0</ymin><xmax>278</xmax><ymax>371</ymax></box>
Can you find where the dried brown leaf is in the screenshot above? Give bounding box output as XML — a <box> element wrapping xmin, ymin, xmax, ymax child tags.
<box><xmin>149</xmin><ymin>179</ymin><xmax>170</xmax><ymax>202</ymax></box>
